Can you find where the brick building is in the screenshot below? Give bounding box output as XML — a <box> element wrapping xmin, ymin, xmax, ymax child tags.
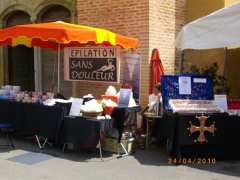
<box><xmin>0</xmin><ymin>0</ymin><xmax>187</xmax><ymax>105</ymax></box>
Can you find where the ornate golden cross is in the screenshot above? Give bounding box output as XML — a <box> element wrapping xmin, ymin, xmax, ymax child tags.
<box><xmin>188</xmin><ymin>114</ymin><xmax>216</xmax><ymax>143</ymax></box>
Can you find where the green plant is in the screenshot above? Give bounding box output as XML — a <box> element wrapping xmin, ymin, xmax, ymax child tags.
<box><xmin>183</xmin><ymin>62</ymin><xmax>230</xmax><ymax>94</ymax></box>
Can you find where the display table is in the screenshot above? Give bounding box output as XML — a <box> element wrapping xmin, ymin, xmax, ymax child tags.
<box><xmin>0</xmin><ymin>100</ymin><xmax>139</xmax><ymax>152</ymax></box>
<box><xmin>159</xmin><ymin>112</ymin><xmax>240</xmax><ymax>159</ymax></box>
<box><xmin>158</xmin><ymin>74</ymin><xmax>240</xmax><ymax>160</ymax></box>
<box><xmin>61</xmin><ymin>116</ymin><xmax>113</xmax><ymax>148</ymax></box>
<box><xmin>0</xmin><ymin>100</ymin><xmax>64</xmax><ymax>142</ymax></box>
<box><xmin>111</xmin><ymin>106</ymin><xmax>141</xmax><ymax>142</ymax></box>
<box><xmin>110</xmin><ymin>106</ymin><xmax>141</xmax><ymax>156</ymax></box>
<box><xmin>224</xmin><ymin>115</ymin><xmax>240</xmax><ymax>159</ymax></box>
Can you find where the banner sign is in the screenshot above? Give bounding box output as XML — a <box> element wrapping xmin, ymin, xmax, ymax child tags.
<box><xmin>122</xmin><ymin>53</ymin><xmax>141</xmax><ymax>100</ymax></box>
<box><xmin>64</xmin><ymin>47</ymin><xmax>119</xmax><ymax>82</ymax></box>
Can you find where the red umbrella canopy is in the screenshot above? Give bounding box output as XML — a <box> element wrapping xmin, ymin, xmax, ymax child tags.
<box><xmin>149</xmin><ymin>48</ymin><xmax>164</xmax><ymax>94</ymax></box>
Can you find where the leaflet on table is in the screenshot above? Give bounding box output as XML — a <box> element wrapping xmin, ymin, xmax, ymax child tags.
<box><xmin>118</xmin><ymin>88</ymin><xmax>137</xmax><ymax>107</ymax></box>
<box><xmin>69</xmin><ymin>98</ymin><xmax>83</xmax><ymax>116</ymax></box>
<box><xmin>118</xmin><ymin>88</ymin><xmax>132</xmax><ymax>107</ymax></box>
<box><xmin>214</xmin><ymin>94</ymin><xmax>228</xmax><ymax>112</ymax></box>
<box><xmin>178</xmin><ymin>76</ymin><xmax>191</xmax><ymax>95</ymax></box>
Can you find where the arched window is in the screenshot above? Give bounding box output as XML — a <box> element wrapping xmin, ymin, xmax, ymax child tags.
<box><xmin>38</xmin><ymin>5</ymin><xmax>71</xmax><ymax>22</ymax></box>
<box><xmin>38</xmin><ymin>5</ymin><xmax>72</xmax><ymax>96</ymax></box>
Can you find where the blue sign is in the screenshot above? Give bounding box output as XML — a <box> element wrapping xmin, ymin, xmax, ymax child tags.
<box><xmin>161</xmin><ymin>74</ymin><xmax>213</xmax><ymax>110</ymax></box>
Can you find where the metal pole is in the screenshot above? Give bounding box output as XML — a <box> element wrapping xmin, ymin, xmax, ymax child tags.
<box><xmin>180</xmin><ymin>50</ymin><xmax>185</xmax><ymax>73</ymax></box>
<box><xmin>57</xmin><ymin>44</ymin><xmax>60</xmax><ymax>92</ymax></box>
<box><xmin>223</xmin><ymin>47</ymin><xmax>227</xmax><ymax>77</ymax></box>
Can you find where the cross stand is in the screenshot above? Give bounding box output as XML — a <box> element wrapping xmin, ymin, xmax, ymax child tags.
<box><xmin>117</xmin><ymin>142</ymin><xmax>129</xmax><ymax>158</ymax></box>
<box><xmin>35</xmin><ymin>135</ymin><xmax>49</xmax><ymax>149</ymax></box>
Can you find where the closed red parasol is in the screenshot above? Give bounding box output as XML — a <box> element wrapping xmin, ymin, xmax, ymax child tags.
<box><xmin>149</xmin><ymin>49</ymin><xmax>164</xmax><ymax>94</ymax></box>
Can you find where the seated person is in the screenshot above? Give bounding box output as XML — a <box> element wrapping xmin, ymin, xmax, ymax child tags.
<box><xmin>145</xmin><ymin>83</ymin><xmax>162</xmax><ymax>115</ymax></box>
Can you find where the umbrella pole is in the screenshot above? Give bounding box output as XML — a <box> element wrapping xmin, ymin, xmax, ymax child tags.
<box><xmin>57</xmin><ymin>44</ymin><xmax>60</xmax><ymax>93</ymax></box>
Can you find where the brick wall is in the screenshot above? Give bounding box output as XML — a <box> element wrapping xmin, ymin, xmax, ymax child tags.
<box><xmin>75</xmin><ymin>0</ymin><xmax>187</xmax><ymax>105</ymax></box>
<box><xmin>175</xmin><ymin>0</ymin><xmax>187</xmax><ymax>71</ymax></box>
<box><xmin>75</xmin><ymin>0</ymin><xmax>149</xmax><ymax>105</ymax></box>
<box><xmin>149</xmin><ymin>0</ymin><xmax>186</xmax><ymax>74</ymax></box>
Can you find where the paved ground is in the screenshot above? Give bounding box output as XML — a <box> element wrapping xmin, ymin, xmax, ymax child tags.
<box><xmin>0</xmin><ymin>138</ymin><xmax>240</xmax><ymax>180</ymax></box>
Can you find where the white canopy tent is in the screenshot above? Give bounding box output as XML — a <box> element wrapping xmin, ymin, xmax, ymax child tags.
<box><xmin>176</xmin><ymin>2</ymin><xmax>240</xmax><ymax>50</ymax></box>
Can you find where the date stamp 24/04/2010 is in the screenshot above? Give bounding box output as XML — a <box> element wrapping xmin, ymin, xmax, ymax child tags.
<box><xmin>168</xmin><ymin>158</ymin><xmax>216</xmax><ymax>165</ymax></box>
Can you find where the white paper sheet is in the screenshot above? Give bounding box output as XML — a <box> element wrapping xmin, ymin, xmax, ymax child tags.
<box><xmin>179</xmin><ymin>77</ymin><xmax>191</xmax><ymax>95</ymax></box>
<box><xmin>193</xmin><ymin>78</ymin><xmax>207</xmax><ymax>83</ymax></box>
<box><xmin>118</xmin><ymin>88</ymin><xmax>132</xmax><ymax>107</ymax></box>
<box><xmin>214</xmin><ymin>94</ymin><xmax>227</xmax><ymax>111</ymax></box>
<box><xmin>69</xmin><ymin>98</ymin><xmax>83</xmax><ymax>116</ymax></box>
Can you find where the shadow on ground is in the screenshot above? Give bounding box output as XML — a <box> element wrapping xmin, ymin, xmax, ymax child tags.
<box><xmin>1</xmin><ymin>136</ymin><xmax>240</xmax><ymax>178</ymax></box>
<box><xmin>132</xmin><ymin>144</ymin><xmax>240</xmax><ymax>178</ymax></box>
<box><xmin>0</xmin><ymin>137</ymin><xmax>114</xmax><ymax>162</ymax></box>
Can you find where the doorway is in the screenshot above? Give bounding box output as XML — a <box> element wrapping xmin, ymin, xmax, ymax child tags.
<box><xmin>5</xmin><ymin>11</ymin><xmax>34</xmax><ymax>91</ymax></box>
<box><xmin>8</xmin><ymin>46</ymin><xmax>34</xmax><ymax>91</ymax></box>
